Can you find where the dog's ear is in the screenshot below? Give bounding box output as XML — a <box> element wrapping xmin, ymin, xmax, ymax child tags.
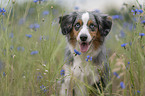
<box><xmin>59</xmin><ymin>12</ymin><xmax>77</xmax><ymax>35</ymax></box>
<box><xmin>94</xmin><ymin>13</ymin><xmax>112</xmax><ymax>36</ymax></box>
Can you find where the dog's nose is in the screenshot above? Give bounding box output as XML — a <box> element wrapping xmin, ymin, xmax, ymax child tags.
<box><xmin>80</xmin><ymin>34</ymin><xmax>88</xmax><ymax>41</ymax></box>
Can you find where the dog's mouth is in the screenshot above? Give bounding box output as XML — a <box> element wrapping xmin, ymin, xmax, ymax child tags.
<box><xmin>79</xmin><ymin>40</ymin><xmax>93</xmax><ymax>53</ymax></box>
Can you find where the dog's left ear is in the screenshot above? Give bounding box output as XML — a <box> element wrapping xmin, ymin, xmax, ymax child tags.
<box><xmin>94</xmin><ymin>14</ymin><xmax>112</xmax><ymax>36</ymax></box>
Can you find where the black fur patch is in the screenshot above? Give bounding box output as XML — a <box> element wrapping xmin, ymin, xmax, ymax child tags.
<box><xmin>93</xmin><ymin>13</ymin><xmax>112</xmax><ymax>37</ymax></box>
<box><xmin>59</xmin><ymin>12</ymin><xmax>77</xmax><ymax>35</ymax></box>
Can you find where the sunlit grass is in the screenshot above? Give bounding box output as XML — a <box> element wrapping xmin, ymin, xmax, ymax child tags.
<box><xmin>0</xmin><ymin>0</ymin><xmax>145</xmax><ymax>96</ymax></box>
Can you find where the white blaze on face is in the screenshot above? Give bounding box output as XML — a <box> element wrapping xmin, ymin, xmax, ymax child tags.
<box><xmin>77</xmin><ymin>12</ymin><xmax>91</xmax><ymax>42</ymax></box>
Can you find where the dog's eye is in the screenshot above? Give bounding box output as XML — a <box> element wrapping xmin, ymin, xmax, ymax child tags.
<box><xmin>75</xmin><ymin>23</ymin><xmax>80</xmax><ymax>28</ymax></box>
<box><xmin>75</xmin><ymin>23</ymin><xmax>81</xmax><ymax>31</ymax></box>
<box><xmin>89</xmin><ymin>24</ymin><xmax>95</xmax><ymax>30</ymax></box>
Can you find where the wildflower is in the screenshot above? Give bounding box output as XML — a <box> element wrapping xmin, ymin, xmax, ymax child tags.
<box><xmin>86</xmin><ymin>55</ymin><xmax>92</xmax><ymax>61</ymax></box>
<box><xmin>74</xmin><ymin>6</ymin><xmax>79</xmax><ymax>11</ymax></box>
<box><xmin>119</xmin><ymin>30</ymin><xmax>125</xmax><ymax>38</ymax></box>
<box><xmin>0</xmin><ymin>8</ymin><xmax>6</xmax><ymax>15</ymax></box>
<box><xmin>33</xmin><ymin>0</ymin><xmax>43</xmax><ymax>3</ymax></box>
<box><xmin>113</xmin><ymin>72</ymin><xmax>120</xmax><ymax>78</ymax></box>
<box><xmin>40</xmin><ymin>85</ymin><xmax>47</xmax><ymax>93</ymax></box>
<box><xmin>141</xmin><ymin>20</ymin><xmax>145</xmax><ymax>24</ymax></box>
<box><xmin>60</xmin><ymin>69</ymin><xmax>65</xmax><ymax>76</ymax></box>
<box><xmin>9</xmin><ymin>32</ymin><xmax>14</xmax><ymax>38</ymax></box>
<box><xmin>43</xmin><ymin>11</ymin><xmax>49</xmax><ymax>15</ymax></box>
<box><xmin>139</xmin><ymin>33</ymin><xmax>145</xmax><ymax>39</ymax></box>
<box><xmin>25</xmin><ymin>34</ymin><xmax>32</xmax><ymax>38</ymax></box>
<box><xmin>74</xmin><ymin>49</ymin><xmax>81</xmax><ymax>56</ymax></box>
<box><xmin>3</xmin><ymin>72</ymin><xmax>6</xmax><ymax>77</ymax></box>
<box><xmin>139</xmin><ymin>33</ymin><xmax>145</xmax><ymax>36</ymax></box>
<box><xmin>128</xmin><ymin>62</ymin><xmax>130</xmax><ymax>64</ymax></box>
<box><xmin>29</xmin><ymin>23</ymin><xmax>40</xmax><ymax>31</ymax></box>
<box><xmin>120</xmin><ymin>82</ymin><xmax>125</xmax><ymax>89</ymax></box>
<box><xmin>112</xmin><ymin>15</ymin><xmax>123</xmax><ymax>20</ymax></box>
<box><xmin>137</xmin><ymin>90</ymin><xmax>140</xmax><ymax>93</ymax></box>
<box><xmin>31</xmin><ymin>51</ymin><xmax>38</xmax><ymax>55</ymax></box>
<box><xmin>19</xmin><ymin>18</ymin><xmax>25</xmax><ymax>25</ymax></box>
<box><xmin>131</xmin><ymin>9</ymin><xmax>138</xmax><ymax>15</ymax></box>
<box><xmin>138</xmin><ymin>9</ymin><xmax>143</xmax><ymax>13</ymax></box>
<box><xmin>121</xmin><ymin>43</ymin><xmax>127</xmax><ymax>49</ymax></box>
<box><xmin>17</xmin><ymin>47</ymin><xmax>24</xmax><ymax>51</ymax></box>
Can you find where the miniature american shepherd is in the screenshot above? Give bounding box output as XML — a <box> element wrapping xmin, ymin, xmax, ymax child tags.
<box><xmin>59</xmin><ymin>11</ymin><xmax>112</xmax><ymax>96</ymax></box>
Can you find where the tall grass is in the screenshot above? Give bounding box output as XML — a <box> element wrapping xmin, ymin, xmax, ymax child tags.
<box><xmin>0</xmin><ymin>0</ymin><xmax>144</xmax><ymax>96</ymax></box>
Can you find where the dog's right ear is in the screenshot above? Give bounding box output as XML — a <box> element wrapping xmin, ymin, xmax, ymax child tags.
<box><xmin>59</xmin><ymin>12</ymin><xmax>77</xmax><ymax>35</ymax></box>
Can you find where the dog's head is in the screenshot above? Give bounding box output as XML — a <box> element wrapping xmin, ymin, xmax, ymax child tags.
<box><xmin>59</xmin><ymin>11</ymin><xmax>112</xmax><ymax>53</ymax></box>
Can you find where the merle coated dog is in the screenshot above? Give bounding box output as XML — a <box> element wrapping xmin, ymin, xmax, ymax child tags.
<box><xmin>59</xmin><ymin>11</ymin><xmax>112</xmax><ymax>96</ymax></box>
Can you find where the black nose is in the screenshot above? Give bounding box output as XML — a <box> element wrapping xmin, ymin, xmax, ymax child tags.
<box><xmin>80</xmin><ymin>34</ymin><xmax>88</xmax><ymax>41</ymax></box>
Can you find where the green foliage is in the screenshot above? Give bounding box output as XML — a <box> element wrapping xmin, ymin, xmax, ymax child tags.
<box><xmin>0</xmin><ymin>0</ymin><xmax>144</xmax><ymax>96</ymax></box>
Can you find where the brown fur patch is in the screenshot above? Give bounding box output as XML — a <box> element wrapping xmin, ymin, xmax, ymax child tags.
<box><xmin>87</xmin><ymin>20</ymin><xmax>102</xmax><ymax>50</ymax></box>
<box><xmin>69</xmin><ymin>20</ymin><xmax>83</xmax><ymax>48</ymax></box>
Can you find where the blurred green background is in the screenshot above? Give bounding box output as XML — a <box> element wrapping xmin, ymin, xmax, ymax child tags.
<box><xmin>0</xmin><ymin>0</ymin><xmax>145</xmax><ymax>96</ymax></box>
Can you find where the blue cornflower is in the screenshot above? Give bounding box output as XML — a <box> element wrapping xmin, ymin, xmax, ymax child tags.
<box><xmin>113</xmin><ymin>72</ymin><xmax>120</xmax><ymax>78</ymax></box>
<box><xmin>139</xmin><ymin>33</ymin><xmax>145</xmax><ymax>36</ymax></box>
<box><xmin>120</xmin><ymin>82</ymin><xmax>125</xmax><ymax>89</ymax></box>
<box><xmin>131</xmin><ymin>9</ymin><xmax>138</xmax><ymax>15</ymax></box>
<box><xmin>86</xmin><ymin>55</ymin><xmax>92</xmax><ymax>61</ymax></box>
<box><xmin>74</xmin><ymin>49</ymin><xmax>81</xmax><ymax>56</ymax></box>
<box><xmin>40</xmin><ymin>85</ymin><xmax>47</xmax><ymax>93</ymax></box>
<box><xmin>25</xmin><ymin>34</ymin><xmax>32</xmax><ymax>38</ymax></box>
<box><xmin>121</xmin><ymin>43</ymin><xmax>127</xmax><ymax>47</ymax></box>
<box><xmin>137</xmin><ymin>90</ymin><xmax>140</xmax><ymax>93</ymax></box>
<box><xmin>138</xmin><ymin>9</ymin><xmax>143</xmax><ymax>13</ymax></box>
<box><xmin>128</xmin><ymin>62</ymin><xmax>130</xmax><ymax>64</ymax></box>
<box><xmin>3</xmin><ymin>72</ymin><xmax>6</xmax><ymax>77</ymax></box>
<box><xmin>60</xmin><ymin>69</ymin><xmax>65</xmax><ymax>76</ymax></box>
<box><xmin>29</xmin><ymin>23</ymin><xmax>40</xmax><ymax>31</ymax></box>
<box><xmin>0</xmin><ymin>8</ymin><xmax>6</xmax><ymax>15</ymax></box>
<box><xmin>17</xmin><ymin>47</ymin><xmax>25</xmax><ymax>51</ymax></box>
<box><xmin>31</xmin><ymin>51</ymin><xmax>38</xmax><ymax>55</ymax></box>
<box><xmin>9</xmin><ymin>32</ymin><xmax>14</xmax><ymax>38</ymax></box>
<box><xmin>112</xmin><ymin>15</ymin><xmax>123</xmax><ymax>20</ymax></box>
<box><xmin>33</xmin><ymin>0</ymin><xmax>43</xmax><ymax>3</ymax></box>
<box><xmin>43</xmin><ymin>11</ymin><xmax>49</xmax><ymax>15</ymax></box>
<box><xmin>19</xmin><ymin>18</ymin><xmax>25</xmax><ymax>25</ymax></box>
<box><xmin>74</xmin><ymin>6</ymin><xmax>79</xmax><ymax>11</ymax></box>
<box><xmin>119</xmin><ymin>30</ymin><xmax>125</xmax><ymax>38</ymax></box>
<box><xmin>141</xmin><ymin>20</ymin><xmax>145</xmax><ymax>24</ymax></box>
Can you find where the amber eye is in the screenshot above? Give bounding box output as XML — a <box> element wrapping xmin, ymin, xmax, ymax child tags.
<box><xmin>75</xmin><ymin>23</ymin><xmax>81</xmax><ymax>31</ymax></box>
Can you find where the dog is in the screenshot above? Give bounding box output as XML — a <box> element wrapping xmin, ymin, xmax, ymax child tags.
<box><xmin>59</xmin><ymin>11</ymin><xmax>112</xmax><ymax>96</ymax></box>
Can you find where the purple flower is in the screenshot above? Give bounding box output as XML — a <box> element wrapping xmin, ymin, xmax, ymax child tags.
<box><xmin>60</xmin><ymin>69</ymin><xmax>65</xmax><ymax>76</ymax></box>
<box><xmin>131</xmin><ymin>9</ymin><xmax>138</xmax><ymax>15</ymax></box>
<box><xmin>113</xmin><ymin>72</ymin><xmax>120</xmax><ymax>78</ymax></box>
<box><xmin>120</xmin><ymin>82</ymin><xmax>125</xmax><ymax>89</ymax></box>
<box><xmin>112</xmin><ymin>15</ymin><xmax>123</xmax><ymax>20</ymax></box>
<box><xmin>121</xmin><ymin>43</ymin><xmax>127</xmax><ymax>47</ymax></box>
<box><xmin>29</xmin><ymin>23</ymin><xmax>40</xmax><ymax>31</ymax></box>
<box><xmin>138</xmin><ymin>9</ymin><xmax>143</xmax><ymax>13</ymax></box>
<box><xmin>128</xmin><ymin>62</ymin><xmax>130</xmax><ymax>64</ymax></box>
<box><xmin>141</xmin><ymin>20</ymin><xmax>145</xmax><ymax>24</ymax></box>
<box><xmin>40</xmin><ymin>85</ymin><xmax>47</xmax><ymax>93</ymax></box>
<box><xmin>3</xmin><ymin>72</ymin><xmax>6</xmax><ymax>77</ymax></box>
<box><xmin>43</xmin><ymin>11</ymin><xmax>49</xmax><ymax>15</ymax></box>
<box><xmin>74</xmin><ymin>6</ymin><xmax>79</xmax><ymax>10</ymax></box>
<box><xmin>139</xmin><ymin>33</ymin><xmax>145</xmax><ymax>36</ymax></box>
<box><xmin>74</xmin><ymin>49</ymin><xmax>81</xmax><ymax>55</ymax></box>
<box><xmin>31</xmin><ymin>51</ymin><xmax>38</xmax><ymax>55</ymax></box>
<box><xmin>9</xmin><ymin>32</ymin><xmax>14</xmax><ymax>38</ymax></box>
<box><xmin>86</xmin><ymin>55</ymin><xmax>92</xmax><ymax>61</ymax></box>
<box><xmin>137</xmin><ymin>90</ymin><xmax>140</xmax><ymax>93</ymax></box>
<box><xmin>25</xmin><ymin>34</ymin><xmax>32</xmax><ymax>38</ymax></box>
<box><xmin>17</xmin><ymin>47</ymin><xmax>25</xmax><ymax>51</ymax></box>
<box><xmin>0</xmin><ymin>8</ymin><xmax>6</xmax><ymax>15</ymax></box>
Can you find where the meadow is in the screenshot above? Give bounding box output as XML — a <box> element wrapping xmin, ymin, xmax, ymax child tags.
<box><xmin>0</xmin><ymin>0</ymin><xmax>145</xmax><ymax>96</ymax></box>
